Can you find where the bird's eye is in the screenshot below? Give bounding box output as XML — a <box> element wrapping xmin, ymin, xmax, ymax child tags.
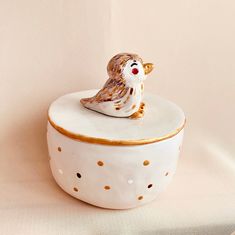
<box><xmin>131</xmin><ymin>62</ymin><xmax>138</xmax><ymax>67</ymax></box>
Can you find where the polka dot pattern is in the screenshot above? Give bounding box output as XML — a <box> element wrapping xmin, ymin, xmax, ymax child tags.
<box><xmin>143</xmin><ymin>160</ymin><xmax>150</xmax><ymax>166</ymax></box>
<box><xmin>54</xmin><ymin>142</ymin><xmax>176</xmax><ymax>207</ymax></box>
<box><xmin>63</xmin><ymin>155</ymin><xmax>172</xmax><ymax>205</ymax></box>
<box><xmin>47</xmin><ymin>86</ymin><xmax>185</xmax><ymax>209</ymax></box>
<box><xmin>127</xmin><ymin>179</ymin><xmax>134</xmax><ymax>184</ymax></box>
<box><xmin>97</xmin><ymin>161</ymin><xmax>104</xmax><ymax>166</ymax></box>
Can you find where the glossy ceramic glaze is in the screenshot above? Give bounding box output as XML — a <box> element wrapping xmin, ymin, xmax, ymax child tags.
<box><xmin>80</xmin><ymin>53</ymin><xmax>154</xmax><ymax>118</ymax></box>
<box><xmin>47</xmin><ymin>90</ymin><xmax>185</xmax><ymax>209</ymax></box>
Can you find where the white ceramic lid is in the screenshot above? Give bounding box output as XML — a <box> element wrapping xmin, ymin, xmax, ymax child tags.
<box><xmin>48</xmin><ymin>90</ymin><xmax>185</xmax><ymax>145</ymax></box>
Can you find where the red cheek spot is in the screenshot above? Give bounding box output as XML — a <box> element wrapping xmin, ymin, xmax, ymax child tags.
<box><xmin>132</xmin><ymin>68</ymin><xmax>139</xmax><ymax>75</ymax></box>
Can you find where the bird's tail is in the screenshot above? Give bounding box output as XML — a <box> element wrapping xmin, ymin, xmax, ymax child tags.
<box><xmin>80</xmin><ymin>97</ymin><xmax>91</xmax><ymax>105</ymax></box>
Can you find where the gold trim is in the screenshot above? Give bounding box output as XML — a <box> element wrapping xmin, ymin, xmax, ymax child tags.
<box><xmin>48</xmin><ymin>115</ymin><xmax>186</xmax><ymax>146</ymax></box>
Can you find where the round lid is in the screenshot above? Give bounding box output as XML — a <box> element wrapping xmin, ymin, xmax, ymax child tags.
<box><xmin>48</xmin><ymin>90</ymin><xmax>186</xmax><ymax>146</ymax></box>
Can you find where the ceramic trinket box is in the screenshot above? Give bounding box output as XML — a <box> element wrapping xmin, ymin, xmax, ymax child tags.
<box><xmin>47</xmin><ymin>53</ymin><xmax>186</xmax><ymax>209</ymax></box>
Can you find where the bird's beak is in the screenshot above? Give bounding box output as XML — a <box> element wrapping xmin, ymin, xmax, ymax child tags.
<box><xmin>143</xmin><ymin>63</ymin><xmax>154</xmax><ymax>75</ymax></box>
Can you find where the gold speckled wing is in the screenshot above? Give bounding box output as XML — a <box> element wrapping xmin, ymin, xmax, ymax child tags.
<box><xmin>91</xmin><ymin>78</ymin><xmax>128</xmax><ymax>103</ymax></box>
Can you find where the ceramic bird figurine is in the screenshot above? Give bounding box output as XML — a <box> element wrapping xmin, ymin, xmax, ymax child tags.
<box><xmin>80</xmin><ymin>53</ymin><xmax>154</xmax><ymax>119</ymax></box>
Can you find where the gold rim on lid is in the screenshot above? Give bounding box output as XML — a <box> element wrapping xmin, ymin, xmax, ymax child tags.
<box><xmin>48</xmin><ymin>116</ymin><xmax>186</xmax><ymax>146</ymax></box>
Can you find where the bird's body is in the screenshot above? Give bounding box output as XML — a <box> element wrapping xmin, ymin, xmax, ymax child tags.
<box><xmin>82</xmin><ymin>82</ymin><xmax>143</xmax><ymax>117</ymax></box>
<box><xmin>80</xmin><ymin>53</ymin><xmax>153</xmax><ymax>118</ymax></box>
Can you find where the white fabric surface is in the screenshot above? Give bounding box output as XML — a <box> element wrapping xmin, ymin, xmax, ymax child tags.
<box><xmin>1</xmin><ymin>0</ymin><xmax>235</xmax><ymax>234</ymax></box>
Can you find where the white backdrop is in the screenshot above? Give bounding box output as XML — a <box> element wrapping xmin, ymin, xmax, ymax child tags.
<box><xmin>1</xmin><ymin>0</ymin><xmax>235</xmax><ymax>234</ymax></box>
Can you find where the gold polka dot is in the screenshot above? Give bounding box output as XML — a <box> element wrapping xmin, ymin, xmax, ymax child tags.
<box><xmin>138</xmin><ymin>196</ymin><xmax>143</xmax><ymax>200</ymax></box>
<box><xmin>143</xmin><ymin>160</ymin><xmax>150</xmax><ymax>166</ymax></box>
<box><xmin>97</xmin><ymin>161</ymin><xmax>104</xmax><ymax>166</ymax></box>
<box><xmin>73</xmin><ymin>187</ymin><xmax>78</xmax><ymax>192</ymax></box>
<box><xmin>58</xmin><ymin>147</ymin><xmax>62</xmax><ymax>152</ymax></box>
<box><xmin>165</xmin><ymin>172</ymin><xmax>169</xmax><ymax>176</ymax></box>
<box><xmin>104</xmin><ymin>185</ymin><xmax>111</xmax><ymax>190</ymax></box>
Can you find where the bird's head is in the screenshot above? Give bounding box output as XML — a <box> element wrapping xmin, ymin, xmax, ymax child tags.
<box><xmin>107</xmin><ymin>53</ymin><xmax>154</xmax><ymax>86</ymax></box>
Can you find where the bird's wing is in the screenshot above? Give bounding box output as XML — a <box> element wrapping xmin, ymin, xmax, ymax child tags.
<box><xmin>93</xmin><ymin>78</ymin><xmax>128</xmax><ymax>103</ymax></box>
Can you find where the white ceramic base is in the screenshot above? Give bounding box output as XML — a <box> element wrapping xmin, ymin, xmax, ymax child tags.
<box><xmin>48</xmin><ymin>124</ymin><xmax>183</xmax><ymax>209</ymax></box>
<box><xmin>47</xmin><ymin>90</ymin><xmax>185</xmax><ymax>209</ymax></box>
